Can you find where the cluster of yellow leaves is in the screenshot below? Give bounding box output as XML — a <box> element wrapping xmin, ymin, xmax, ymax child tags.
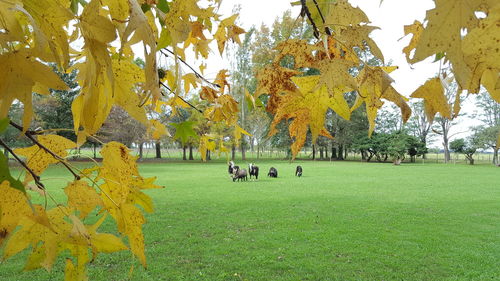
<box><xmin>403</xmin><ymin>0</ymin><xmax>500</xmax><ymax>145</ymax></box>
<box><xmin>256</xmin><ymin>0</ymin><xmax>410</xmax><ymax>159</ymax></box>
<box><xmin>1</xmin><ymin>135</ymin><xmax>162</xmax><ymax>280</ymax></box>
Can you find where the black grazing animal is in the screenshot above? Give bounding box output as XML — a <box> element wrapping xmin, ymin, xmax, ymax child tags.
<box><xmin>268</xmin><ymin>167</ymin><xmax>278</xmax><ymax>178</ymax></box>
<box><xmin>295</xmin><ymin>165</ymin><xmax>303</xmax><ymax>177</ymax></box>
<box><xmin>248</xmin><ymin>163</ymin><xmax>259</xmax><ymax>180</ymax></box>
<box><xmin>228</xmin><ymin>161</ymin><xmax>239</xmax><ymax>175</ymax></box>
<box><xmin>232</xmin><ymin>167</ymin><xmax>248</xmax><ymax>182</ymax></box>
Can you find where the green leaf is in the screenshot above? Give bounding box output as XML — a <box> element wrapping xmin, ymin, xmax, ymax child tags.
<box><xmin>157</xmin><ymin>28</ymin><xmax>172</xmax><ymax>50</ymax></box>
<box><xmin>0</xmin><ymin>117</ymin><xmax>9</xmax><ymax>134</ymax></box>
<box><xmin>0</xmin><ymin>153</ymin><xmax>26</xmax><ymax>194</ymax></box>
<box><xmin>141</xmin><ymin>3</ymin><xmax>151</xmax><ymax>13</ymax></box>
<box><xmin>433</xmin><ymin>52</ymin><xmax>445</xmax><ymax>62</ymax></box>
<box><xmin>171</xmin><ymin>121</ymin><xmax>197</xmax><ymax>146</ymax></box>
<box><xmin>157</xmin><ymin>0</ymin><xmax>169</xmax><ymax>13</ymax></box>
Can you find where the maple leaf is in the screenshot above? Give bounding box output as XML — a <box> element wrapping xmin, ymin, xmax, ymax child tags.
<box><xmin>461</xmin><ymin>5</ymin><xmax>500</xmax><ymax>94</ymax></box>
<box><xmin>182</xmin><ymin>73</ymin><xmax>199</xmax><ymax>94</ymax></box>
<box><xmin>199</xmin><ymin>134</ymin><xmax>216</xmax><ymax>162</ymax></box>
<box><xmin>274</xmin><ymin>39</ymin><xmax>321</xmax><ymax>68</ymax></box>
<box><xmin>269</xmin><ymin>76</ymin><xmax>351</xmax><ymax>159</ymax></box>
<box><xmin>14</xmin><ymin>135</ymin><xmax>76</xmax><ymax>183</ymax></box>
<box><xmin>0</xmin><ymin>181</ymin><xmax>32</xmax><ymax>247</ymax></box>
<box><xmin>64</xmin><ymin>180</ymin><xmax>103</xmax><ymax>219</ymax></box>
<box><xmin>336</xmin><ymin>25</ymin><xmax>385</xmax><ymax>62</ymax></box>
<box><xmin>0</xmin><ymin>50</ymin><xmax>68</xmax><ymax>130</ymax></box>
<box><xmin>214</xmin><ymin>14</ymin><xmax>245</xmax><ymax>55</ymax></box>
<box><xmin>381</xmin><ymin>86</ymin><xmax>412</xmax><ymax>123</ymax></box>
<box><xmin>233</xmin><ymin>125</ymin><xmax>251</xmax><ymax>147</ymax></box>
<box><xmin>148</xmin><ymin>119</ymin><xmax>169</xmax><ymax>140</ymax></box>
<box><xmin>312</xmin><ymin>58</ymin><xmax>358</xmax><ymax>96</ymax></box>
<box><xmin>323</xmin><ymin>0</ymin><xmax>369</xmax><ymax>29</ymax></box>
<box><xmin>214</xmin><ymin>69</ymin><xmax>231</xmax><ymax>93</ymax></box>
<box><xmin>171</xmin><ymin>121</ymin><xmax>197</xmax><ymax>145</ymax></box>
<box><xmin>411</xmin><ymin>0</ymin><xmax>484</xmax><ymax>91</ymax></box>
<box><xmin>401</xmin><ymin>20</ymin><xmax>424</xmax><ymax>62</ymax></box>
<box><xmin>254</xmin><ymin>65</ymin><xmax>301</xmax><ymax>100</ymax></box>
<box><xmin>410</xmin><ymin>77</ymin><xmax>451</xmax><ymax>122</ymax></box>
<box><xmin>121</xmin><ymin>0</ymin><xmax>160</xmax><ymax>104</ymax></box>
<box><xmin>353</xmin><ymin>66</ymin><xmax>396</xmax><ymax>135</ymax></box>
<box><xmin>20</xmin><ymin>0</ymin><xmax>73</xmax><ymax>68</ymax></box>
<box><xmin>204</xmin><ymin>94</ymin><xmax>239</xmax><ymax>124</ymax></box>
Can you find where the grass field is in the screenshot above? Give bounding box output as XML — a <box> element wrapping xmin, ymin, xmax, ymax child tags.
<box><xmin>1</xmin><ymin>160</ymin><xmax>499</xmax><ymax>280</ymax></box>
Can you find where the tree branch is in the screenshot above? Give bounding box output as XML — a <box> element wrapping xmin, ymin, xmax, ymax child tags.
<box><xmin>160</xmin><ymin>48</ymin><xmax>221</xmax><ymax>89</ymax></box>
<box><xmin>159</xmin><ymin>82</ymin><xmax>203</xmax><ymax>113</ymax></box>
<box><xmin>0</xmin><ymin>138</ymin><xmax>45</xmax><ymax>190</ymax></box>
<box><xmin>300</xmin><ymin>0</ymin><xmax>321</xmax><ymax>38</ymax></box>
<box><xmin>10</xmin><ymin>121</ymin><xmax>81</xmax><ymax>180</ymax></box>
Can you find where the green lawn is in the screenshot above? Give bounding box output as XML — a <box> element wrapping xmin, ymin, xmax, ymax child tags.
<box><xmin>1</xmin><ymin>160</ymin><xmax>500</xmax><ymax>280</ymax></box>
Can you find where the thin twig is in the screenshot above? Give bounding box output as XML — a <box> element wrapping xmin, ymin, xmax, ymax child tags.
<box><xmin>160</xmin><ymin>48</ymin><xmax>221</xmax><ymax>89</ymax></box>
<box><xmin>300</xmin><ymin>0</ymin><xmax>320</xmax><ymax>38</ymax></box>
<box><xmin>311</xmin><ymin>0</ymin><xmax>331</xmax><ymax>35</ymax></box>
<box><xmin>160</xmin><ymin>82</ymin><xmax>203</xmax><ymax>113</ymax></box>
<box><xmin>0</xmin><ymin>137</ymin><xmax>45</xmax><ymax>190</ymax></box>
<box><xmin>10</xmin><ymin>121</ymin><xmax>81</xmax><ymax>180</ymax></box>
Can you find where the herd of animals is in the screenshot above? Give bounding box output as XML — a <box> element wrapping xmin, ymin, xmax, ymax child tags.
<box><xmin>228</xmin><ymin>161</ymin><xmax>302</xmax><ymax>182</ymax></box>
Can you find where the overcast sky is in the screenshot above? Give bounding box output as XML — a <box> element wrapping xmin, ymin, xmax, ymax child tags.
<box><xmin>202</xmin><ymin>0</ymin><xmax>481</xmax><ymax>147</ymax></box>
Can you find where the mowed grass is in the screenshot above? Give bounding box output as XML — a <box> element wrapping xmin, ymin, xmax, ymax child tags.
<box><xmin>1</xmin><ymin>160</ymin><xmax>499</xmax><ymax>281</ymax></box>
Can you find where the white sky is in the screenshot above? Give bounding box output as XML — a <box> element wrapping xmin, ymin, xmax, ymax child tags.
<box><xmin>200</xmin><ymin>0</ymin><xmax>481</xmax><ymax>147</ymax></box>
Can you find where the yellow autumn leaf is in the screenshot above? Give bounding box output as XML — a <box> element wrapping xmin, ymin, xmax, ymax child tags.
<box><xmin>410</xmin><ymin>77</ymin><xmax>451</xmax><ymax>122</ymax></box>
<box><xmin>355</xmin><ymin>66</ymin><xmax>395</xmax><ymax>135</ymax></box>
<box><xmin>148</xmin><ymin>119</ymin><xmax>169</xmax><ymax>140</ymax></box>
<box><xmin>122</xmin><ymin>203</ymin><xmax>147</xmax><ymax>267</ymax></box>
<box><xmin>0</xmin><ymin>50</ymin><xmax>68</xmax><ymax>130</ymax></box>
<box><xmin>122</xmin><ymin>0</ymin><xmax>160</xmax><ymax>104</ymax></box>
<box><xmin>112</xmin><ymin>58</ymin><xmax>148</xmax><ymax>124</ymax></box>
<box><xmin>269</xmin><ymin>76</ymin><xmax>351</xmax><ymax>159</ymax></box>
<box><xmin>0</xmin><ymin>180</ymin><xmax>32</xmax><ymax>247</ymax></box>
<box><xmin>322</xmin><ymin>0</ymin><xmax>369</xmax><ymax>29</ymax></box>
<box><xmin>233</xmin><ymin>124</ymin><xmax>251</xmax><ymax>147</ymax></box>
<box><xmin>401</xmin><ymin>20</ymin><xmax>423</xmax><ymax>62</ymax></box>
<box><xmin>64</xmin><ymin>180</ymin><xmax>103</xmax><ymax>219</ymax></box>
<box><xmin>313</xmin><ymin>58</ymin><xmax>358</xmax><ymax>96</ymax></box>
<box><xmin>14</xmin><ymin>135</ymin><xmax>76</xmax><ymax>182</ymax></box>
<box><xmin>214</xmin><ymin>14</ymin><xmax>245</xmax><ymax>55</ymax></box>
<box><xmin>182</xmin><ymin>73</ymin><xmax>199</xmax><ymax>93</ymax></box>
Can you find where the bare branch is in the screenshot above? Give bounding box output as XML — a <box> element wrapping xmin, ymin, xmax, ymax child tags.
<box><xmin>160</xmin><ymin>48</ymin><xmax>221</xmax><ymax>89</ymax></box>
<box><xmin>10</xmin><ymin>121</ymin><xmax>81</xmax><ymax>180</ymax></box>
<box><xmin>159</xmin><ymin>82</ymin><xmax>203</xmax><ymax>113</ymax></box>
<box><xmin>0</xmin><ymin>137</ymin><xmax>45</xmax><ymax>190</ymax></box>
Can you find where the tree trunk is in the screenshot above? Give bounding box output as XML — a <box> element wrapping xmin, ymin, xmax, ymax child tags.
<box><xmin>241</xmin><ymin>138</ymin><xmax>246</xmax><ymax>161</ymax></box>
<box><xmin>231</xmin><ymin>145</ymin><xmax>236</xmax><ymax>160</ymax></box>
<box><xmin>206</xmin><ymin>150</ymin><xmax>211</xmax><ymax>160</ymax></box>
<box><xmin>337</xmin><ymin>145</ymin><xmax>344</xmax><ymax>160</ymax></box>
<box><xmin>443</xmin><ymin>138</ymin><xmax>450</xmax><ymax>163</ymax></box>
<box><xmin>189</xmin><ymin>145</ymin><xmax>194</xmax><ymax>160</ymax></box>
<box><xmin>155</xmin><ymin>141</ymin><xmax>161</xmax><ymax>159</ymax></box>
<box><xmin>319</xmin><ymin>147</ymin><xmax>324</xmax><ymax>159</ymax></box>
<box><xmin>361</xmin><ymin>150</ymin><xmax>367</xmax><ymax>160</ymax></box>
<box><xmin>325</xmin><ymin>146</ymin><xmax>329</xmax><ymax>159</ymax></box>
<box><xmin>344</xmin><ymin>148</ymin><xmax>348</xmax><ymax>160</ymax></box>
<box><xmin>467</xmin><ymin>155</ymin><xmax>474</xmax><ymax>165</ymax></box>
<box><xmin>492</xmin><ymin>147</ymin><xmax>498</xmax><ymax>165</ymax></box>
<box><xmin>312</xmin><ymin>144</ymin><xmax>316</xmax><ymax>160</ymax></box>
<box><xmin>182</xmin><ymin>145</ymin><xmax>187</xmax><ymax>160</ymax></box>
<box><xmin>139</xmin><ymin>142</ymin><xmax>144</xmax><ymax>159</ymax></box>
<box><xmin>331</xmin><ymin>146</ymin><xmax>337</xmax><ymax>160</ymax></box>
